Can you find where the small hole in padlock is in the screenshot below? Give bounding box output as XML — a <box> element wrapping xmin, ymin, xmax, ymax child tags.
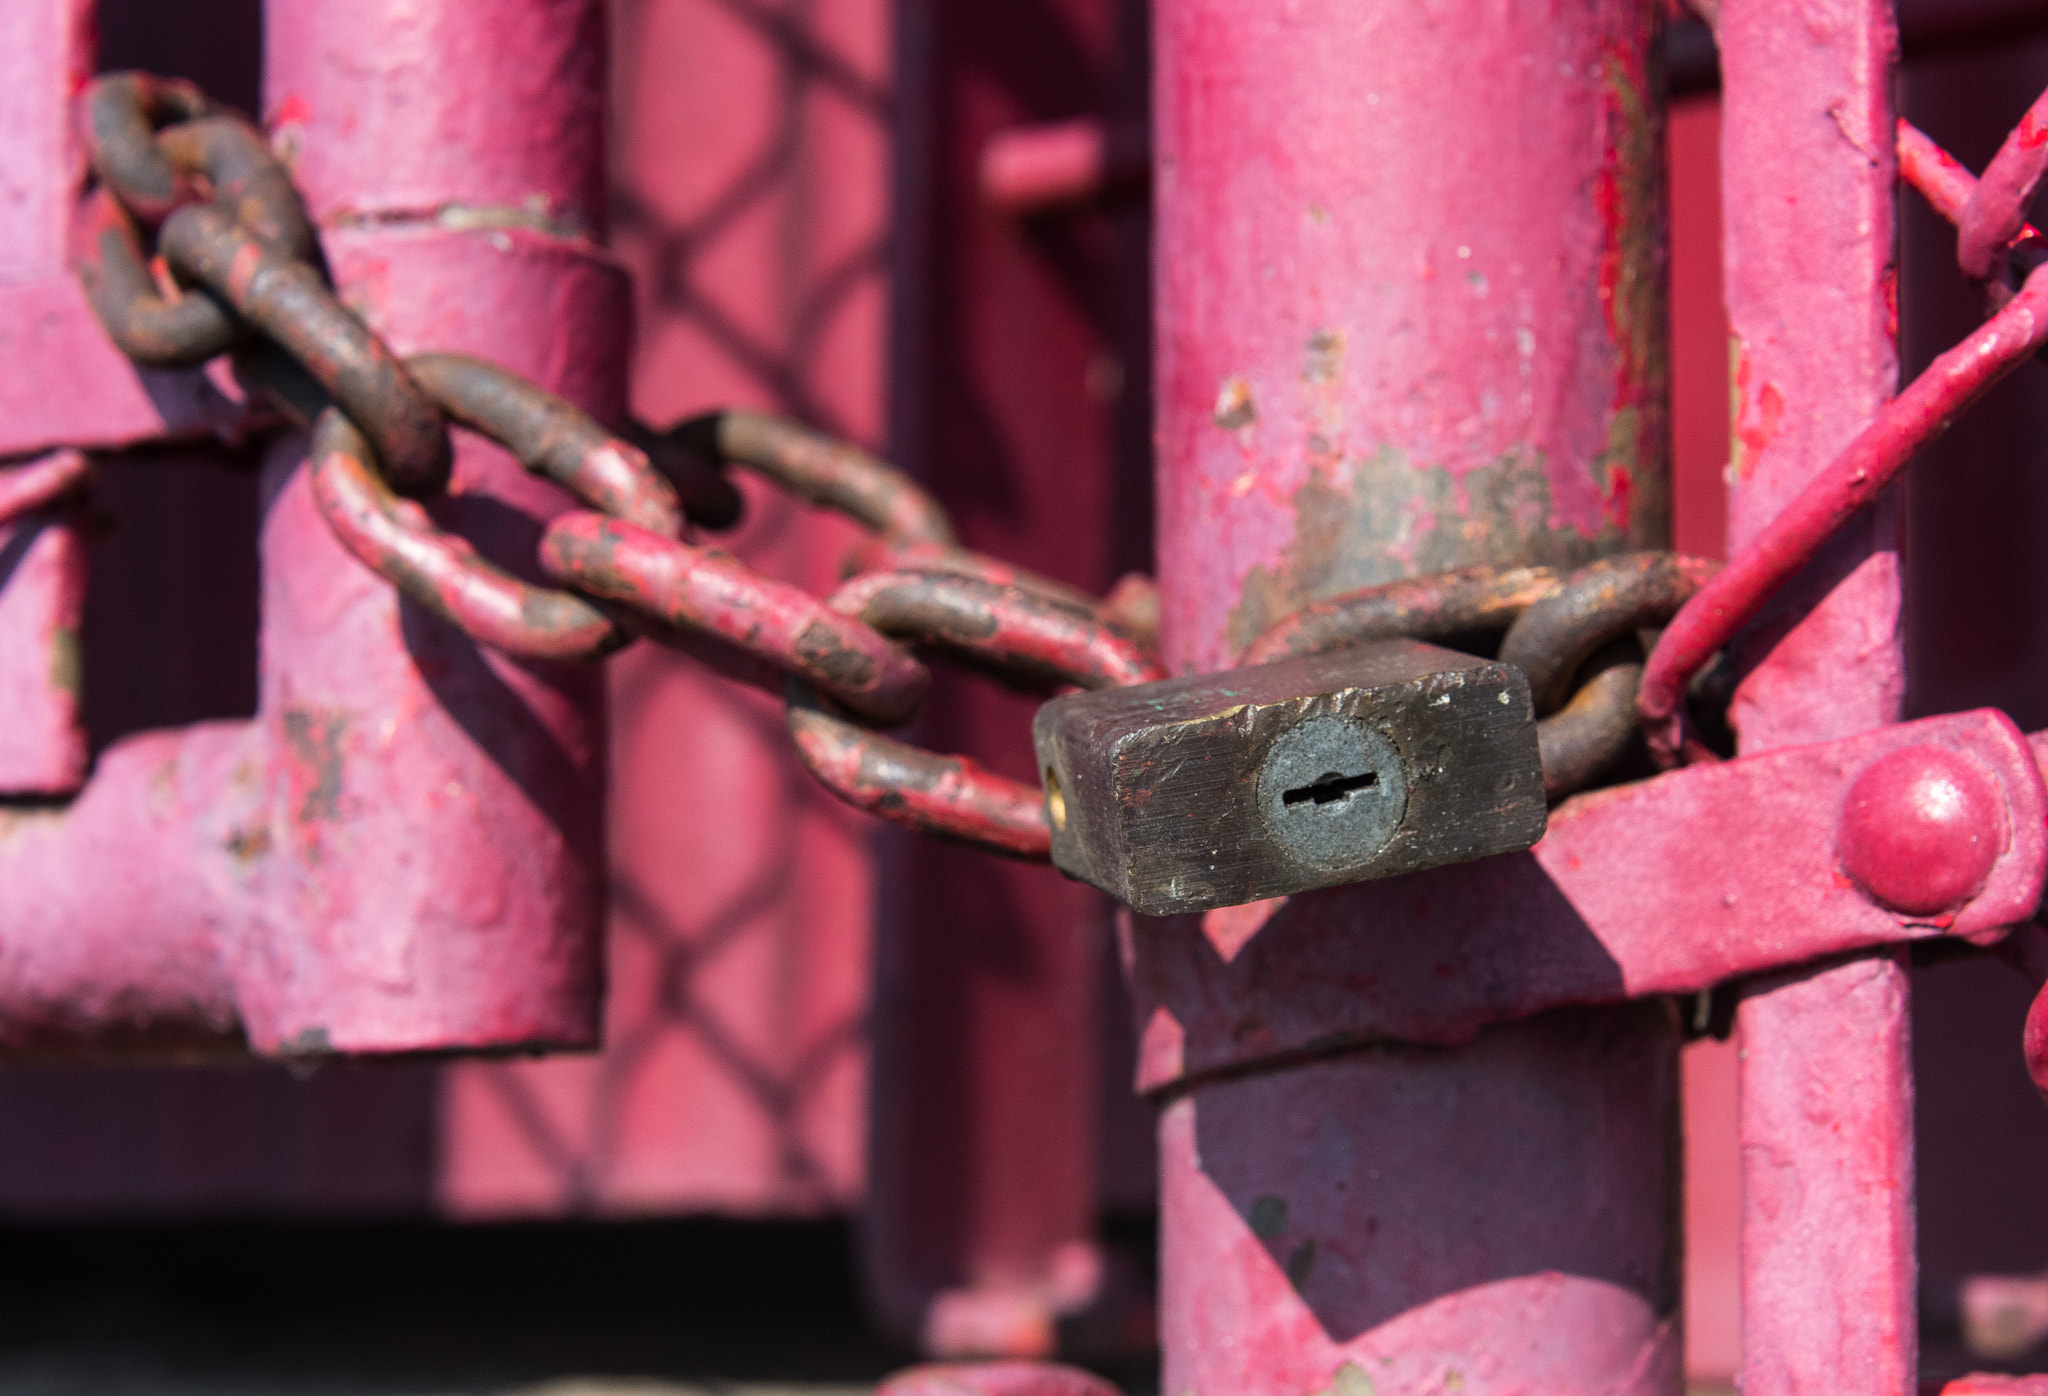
<box><xmin>1045</xmin><ymin>767</ymin><xmax>1067</xmax><ymax>830</ymax></box>
<box><xmin>1283</xmin><ymin>769</ymin><xmax>1379</xmax><ymax>808</ymax></box>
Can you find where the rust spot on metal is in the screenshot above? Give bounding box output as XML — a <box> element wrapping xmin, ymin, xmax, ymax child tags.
<box><xmin>794</xmin><ymin>620</ymin><xmax>882</xmax><ymax>689</ymax></box>
<box><xmin>1212</xmin><ymin>375</ymin><xmax>1258</xmax><ymax>429</ymax></box>
<box><xmin>1731</xmin><ymin>338</ymin><xmax>1786</xmax><ymax>480</ymax></box>
<box><xmin>281</xmin><ymin>707</ymin><xmax>348</xmax><ymax>826</ymax></box>
<box><xmin>1592</xmin><ymin>43</ymin><xmax>1670</xmax><ymax>543</ymax></box>
<box><xmin>1315</xmin><ymin>1362</ymin><xmax>1377</xmax><ymax>1396</ymax></box>
<box><xmin>47</xmin><ymin>624</ymin><xmax>81</xmax><ymax>701</ymax></box>
<box><xmin>223</xmin><ymin>823</ymin><xmax>272</xmax><ymax>863</ymax></box>
<box><xmin>1304</xmin><ymin>329</ymin><xmax>1345</xmax><ymax>385</ymax></box>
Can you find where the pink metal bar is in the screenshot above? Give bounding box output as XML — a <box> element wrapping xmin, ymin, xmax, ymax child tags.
<box><xmin>1717</xmin><ymin>4</ymin><xmax>1914</xmax><ymax>1395</ymax></box>
<box><xmin>1640</xmin><ymin>260</ymin><xmax>2048</xmax><ymax>757</ymax></box>
<box><xmin>1958</xmin><ymin>84</ymin><xmax>2048</xmax><ymax>285</ymax></box>
<box><xmin>0</xmin><ymin>451</ymin><xmax>88</xmax><ymax>794</ymax></box>
<box><xmin>979</xmin><ymin>118</ymin><xmax>1146</xmax><ymax>217</ymax></box>
<box><xmin>1140</xmin><ymin>0</ymin><xmax>1677</xmax><ymax>1391</ymax></box>
<box><xmin>0</xmin><ymin>0</ymin><xmax>617</xmax><ymax>1055</ymax></box>
<box><xmin>1121</xmin><ymin>709</ymin><xmax>2047</xmax><ymax>1088</ymax></box>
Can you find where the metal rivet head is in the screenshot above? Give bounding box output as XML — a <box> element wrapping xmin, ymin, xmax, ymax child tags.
<box><xmin>1838</xmin><ymin>745</ymin><xmax>2006</xmax><ymax>917</ymax></box>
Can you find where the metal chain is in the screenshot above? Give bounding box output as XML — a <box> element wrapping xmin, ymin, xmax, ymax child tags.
<box><xmin>1242</xmin><ymin>553</ymin><xmax>1720</xmax><ymax>800</ymax></box>
<box><xmin>64</xmin><ymin>71</ymin><xmax>1168</xmax><ymax>860</ymax></box>
<box><xmin>52</xmin><ymin>68</ymin><xmax>1812</xmax><ymax>861</ymax></box>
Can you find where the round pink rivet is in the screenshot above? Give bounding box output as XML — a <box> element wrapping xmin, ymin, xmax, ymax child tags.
<box><xmin>1837</xmin><ymin>745</ymin><xmax>2005</xmax><ymax>917</ymax></box>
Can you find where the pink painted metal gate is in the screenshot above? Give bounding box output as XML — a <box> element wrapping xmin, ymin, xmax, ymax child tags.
<box><xmin>8</xmin><ymin>1</ymin><xmax>2048</xmax><ymax>1394</ymax></box>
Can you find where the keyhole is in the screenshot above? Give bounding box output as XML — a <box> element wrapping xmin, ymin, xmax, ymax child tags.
<box><xmin>1283</xmin><ymin>769</ymin><xmax>1379</xmax><ymax>808</ymax></box>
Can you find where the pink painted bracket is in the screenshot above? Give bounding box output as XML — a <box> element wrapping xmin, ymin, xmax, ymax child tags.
<box><xmin>1124</xmin><ymin>708</ymin><xmax>2048</xmax><ymax>1093</ymax></box>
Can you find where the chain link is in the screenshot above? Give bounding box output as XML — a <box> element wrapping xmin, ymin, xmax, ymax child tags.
<box><xmin>789</xmin><ymin>569</ymin><xmax>1165</xmax><ymax>857</ymax></box>
<box><xmin>1244</xmin><ymin>553</ymin><xmax>1719</xmax><ymax>800</ymax></box>
<box><xmin>77</xmin><ymin>67</ymin><xmax>2007</xmax><ymax>861</ymax></box>
<box><xmin>66</xmin><ymin>71</ymin><xmax>1178</xmax><ymax>860</ymax></box>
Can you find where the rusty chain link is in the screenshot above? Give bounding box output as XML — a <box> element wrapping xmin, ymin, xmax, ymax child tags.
<box><xmin>1244</xmin><ymin>553</ymin><xmax>1720</xmax><ymax>800</ymax></box>
<box><xmin>65</xmin><ymin>71</ymin><xmax>1178</xmax><ymax>859</ymax></box>
<box><xmin>788</xmin><ymin>569</ymin><xmax>1165</xmax><ymax>858</ymax></box>
<box><xmin>61</xmin><ymin>68</ymin><xmax>1754</xmax><ymax>864</ymax></box>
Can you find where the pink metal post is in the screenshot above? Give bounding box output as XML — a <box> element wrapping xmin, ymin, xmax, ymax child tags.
<box><xmin>438</xmin><ymin>0</ymin><xmax>890</xmax><ymax>1217</ymax></box>
<box><xmin>865</xmin><ymin>0</ymin><xmax>1150</xmax><ymax>1356</ymax></box>
<box><xmin>1138</xmin><ymin>1</ymin><xmax>1677</xmax><ymax>1392</ymax></box>
<box><xmin>1719</xmin><ymin>4</ymin><xmax>1915</xmax><ymax>1393</ymax></box>
<box><xmin>0</xmin><ymin>0</ymin><xmax>617</xmax><ymax>1055</ymax></box>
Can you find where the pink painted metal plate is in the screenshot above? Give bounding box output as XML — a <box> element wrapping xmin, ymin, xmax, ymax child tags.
<box><xmin>1123</xmin><ymin>709</ymin><xmax>2048</xmax><ymax>1093</ymax></box>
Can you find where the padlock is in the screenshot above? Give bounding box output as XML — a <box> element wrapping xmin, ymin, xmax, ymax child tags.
<box><xmin>1031</xmin><ymin>638</ymin><xmax>1547</xmax><ymax>915</ymax></box>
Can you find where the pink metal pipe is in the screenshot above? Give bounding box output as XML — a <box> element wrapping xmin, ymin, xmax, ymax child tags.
<box><xmin>1643</xmin><ymin>114</ymin><xmax>2048</xmax><ymax>760</ymax></box>
<box><xmin>0</xmin><ymin>0</ymin><xmax>619</xmax><ymax>1055</ymax></box>
<box><xmin>864</xmin><ymin>0</ymin><xmax>1151</xmax><ymax>1359</ymax></box>
<box><xmin>1140</xmin><ymin>1</ymin><xmax>1676</xmax><ymax>1392</ymax></box>
<box><xmin>1959</xmin><ymin>84</ymin><xmax>2048</xmax><ymax>286</ymax></box>
<box><xmin>1716</xmin><ymin>3</ymin><xmax>1913</xmax><ymax>1394</ymax></box>
<box><xmin>1638</xmin><ymin>258</ymin><xmax>2048</xmax><ymax>759</ymax></box>
<box><xmin>1899</xmin><ymin>119</ymin><xmax>2044</xmax><ymax>247</ymax></box>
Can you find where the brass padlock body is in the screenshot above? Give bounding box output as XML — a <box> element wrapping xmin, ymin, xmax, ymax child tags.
<box><xmin>1032</xmin><ymin>639</ymin><xmax>1546</xmax><ymax>915</ymax></box>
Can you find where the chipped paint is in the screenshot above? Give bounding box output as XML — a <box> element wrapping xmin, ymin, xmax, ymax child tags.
<box><xmin>46</xmin><ymin>623</ymin><xmax>79</xmax><ymax>700</ymax></box>
<box><xmin>1730</xmin><ymin>338</ymin><xmax>1786</xmax><ymax>480</ymax></box>
<box><xmin>1213</xmin><ymin>376</ymin><xmax>1257</xmax><ymax>430</ymax></box>
<box><xmin>281</xmin><ymin>707</ymin><xmax>350</xmax><ymax>830</ymax></box>
<box><xmin>1592</xmin><ymin>41</ymin><xmax>1671</xmax><ymax>546</ymax></box>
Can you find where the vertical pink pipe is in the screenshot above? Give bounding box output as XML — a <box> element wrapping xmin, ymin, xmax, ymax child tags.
<box><xmin>0</xmin><ymin>0</ymin><xmax>89</xmax><ymax>287</ymax></box>
<box><xmin>264</xmin><ymin>0</ymin><xmax>606</xmax><ymax>238</ymax></box>
<box><xmin>436</xmin><ymin>0</ymin><xmax>891</xmax><ymax>1216</ymax></box>
<box><xmin>867</xmin><ymin>0</ymin><xmax>1141</xmax><ymax>1356</ymax></box>
<box><xmin>0</xmin><ymin>2</ymin><xmax>93</xmax><ymax>795</ymax></box>
<box><xmin>246</xmin><ymin>0</ymin><xmax>618</xmax><ymax>1052</ymax></box>
<box><xmin>1146</xmin><ymin>2</ymin><xmax>1677</xmax><ymax>1393</ymax></box>
<box><xmin>1667</xmin><ymin>93</ymin><xmax>1741</xmax><ymax>1382</ymax></box>
<box><xmin>1717</xmin><ymin>4</ymin><xmax>1913</xmax><ymax>1394</ymax></box>
<box><xmin>1155</xmin><ymin>2</ymin><xmax>1670</xmax><ymax>673</ymax></box>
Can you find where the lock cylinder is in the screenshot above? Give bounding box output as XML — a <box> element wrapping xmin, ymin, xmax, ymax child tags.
<box><xmin>1032</xmin><ymin>639</ymin><xmax>1547</xmax><ymax>915</ymax></box>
